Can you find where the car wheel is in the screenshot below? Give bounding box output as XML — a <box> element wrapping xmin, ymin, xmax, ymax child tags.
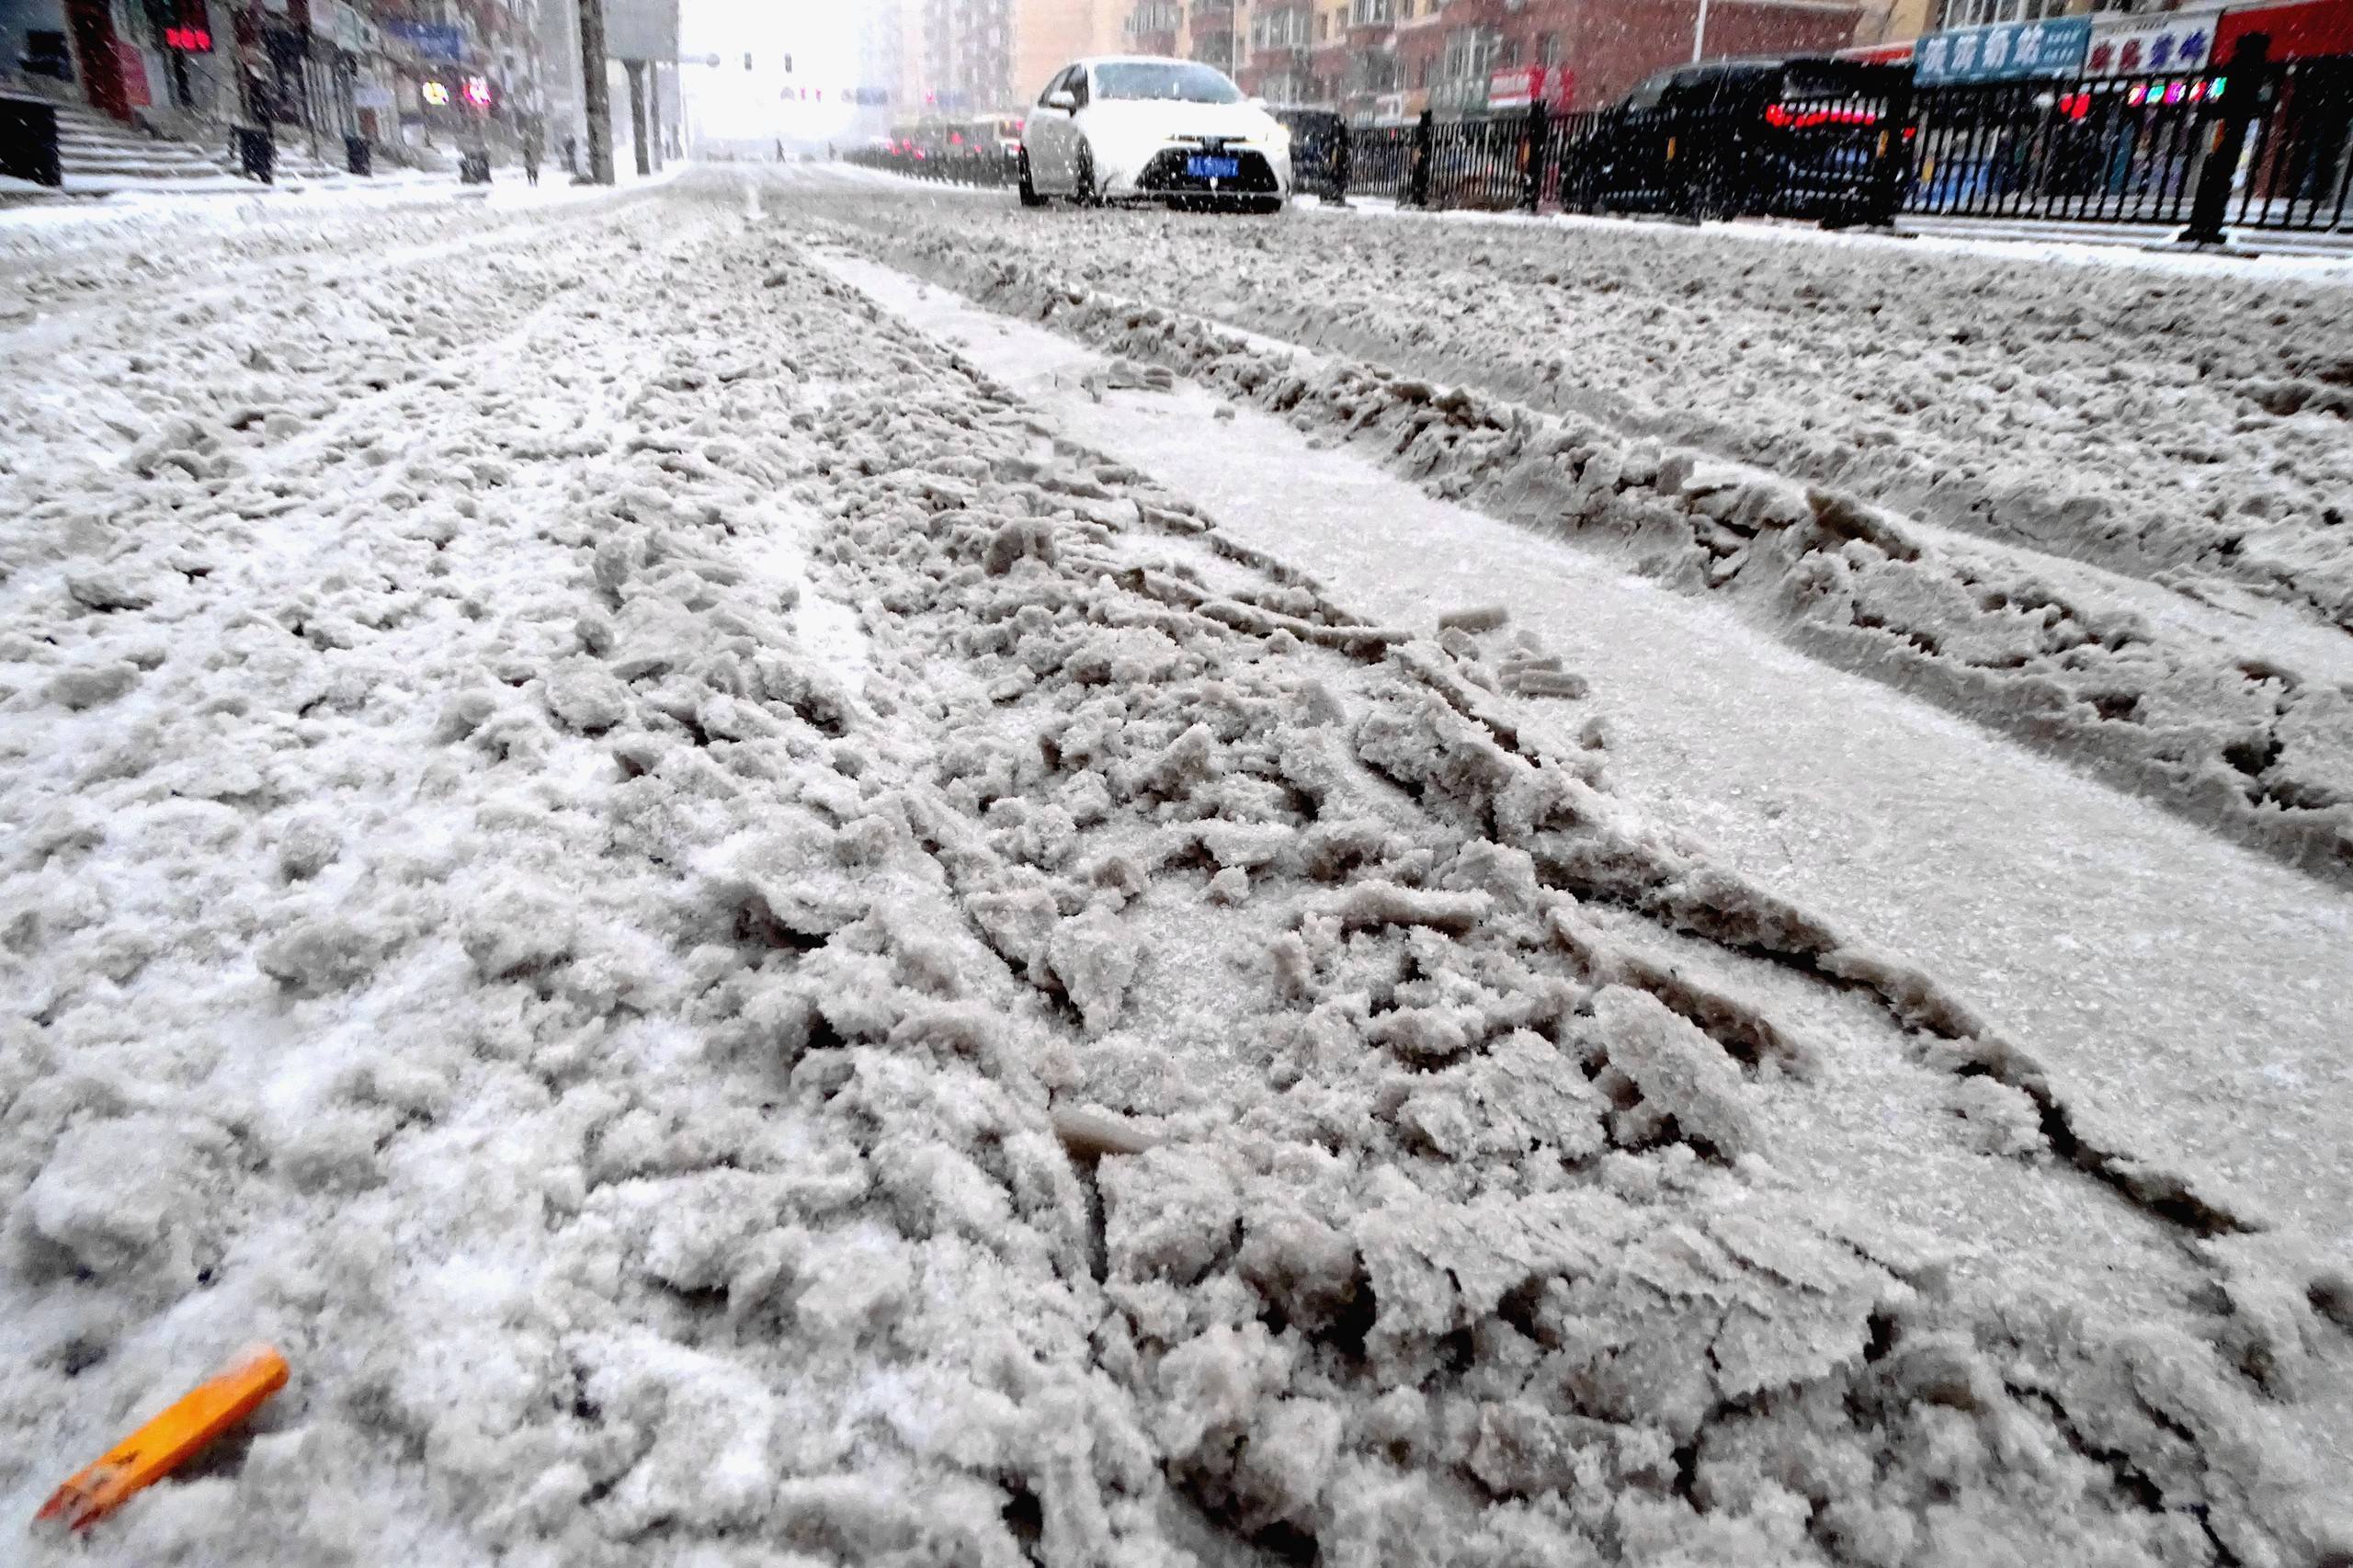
<box><xmin>1018</xmin><ymin>149</ymin><xmax>1046</xmax><ymax>207</ymax></box>
<box><xmin>1073</xmin><ymin>142</ymin><xmax>1099</xmax><ymax>207</ymax></box>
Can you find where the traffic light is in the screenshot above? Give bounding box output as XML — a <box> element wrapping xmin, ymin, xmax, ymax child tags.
<box><xmin>784</xmin><ymin>53</ymin><xmax>793</xmax><ymax>74</ymax></box>
<box><xmin>744</xmin><ymin>52</ymin><xmax>753</xmax><ymax>69</ymax></box>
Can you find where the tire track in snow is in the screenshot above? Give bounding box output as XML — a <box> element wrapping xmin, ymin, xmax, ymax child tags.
<box><xmin>798</xmin><ymin>186</ymin><xmax>2353</xmax><ymax>892</ymax></box>
<box><xmin>779</xmin><ymin>233</ymin><xmax>2352</xmax><ymax>1565</ymax></box>
<box><xmin>805</xmin><ymin>239</ymin><xmax>2353</xmax><ymax>1258</ymax></box>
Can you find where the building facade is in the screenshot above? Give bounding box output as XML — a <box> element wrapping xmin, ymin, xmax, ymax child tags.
<box><xmin>898</xmin><ymin>0</ymin><xmax>1014</xmax><ymax>112</ymax></box>
<box><xmin>1012</xmin><ymin>0</ymin><xmax>1126</xmax><ymax>103</ymax></box>
<box><xmin>0</xmin><ymin>0</ymin><xmax>676</xmax><ymax>165</ymax></box>
<box><xmin>1207</xmin><ymin>0</ymin><xmax>1868</xmax><ymax>115</ymax></box>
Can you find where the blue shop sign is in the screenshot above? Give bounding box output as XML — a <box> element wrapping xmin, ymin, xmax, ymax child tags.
<box><xmin>385</xmin><ymin>20</ymin><xmax>465</xmax><ymax>62</ymax></box>
<box><xmin>1916</xmin><ymin>16</ymin><xmax>2092</xmax><ymax>85</ymax></box>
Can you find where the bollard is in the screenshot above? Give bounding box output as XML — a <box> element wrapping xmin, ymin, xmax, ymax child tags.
<box><xmin>233</xmin><ymin>125</ymin><xmax>275</xmax><ymax>185</ymax></box>
<box><xmin>0</xmin><ymin>97</ymin><xmax>62</xmax><ymax>187</ymax></box>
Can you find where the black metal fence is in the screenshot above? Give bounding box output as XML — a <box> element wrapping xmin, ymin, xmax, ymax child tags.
<box><xmin>861</xmin><ymin>46</ymin><xmax>2351</xmax><ymax>237</ymax></box>
<box><xmin>846</xmin><ymin>140</ymin><xmax>1018</xmax><ymax>187</ymax></box>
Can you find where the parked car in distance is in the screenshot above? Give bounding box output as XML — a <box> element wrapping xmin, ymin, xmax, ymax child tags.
<box><xmin>1583</xmin><ymin>56</ymin><xmax>1904</xmax><ymax>223</ymax></box>
<box><xmin>1268</xmin><ymin>107</ymin><xmax>1347</xmax><ymax>200</ymax></box>
<box><xmin>1020</xmin><ymin>57</ymin><xmax>1290</xmax><ymax>212</ymax></box>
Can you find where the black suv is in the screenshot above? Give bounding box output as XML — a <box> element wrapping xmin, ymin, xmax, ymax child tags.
<box><xmin>1575</xmin><ymin>57</ymin><xmax>1905</xmax><ymax>223</ymax></box>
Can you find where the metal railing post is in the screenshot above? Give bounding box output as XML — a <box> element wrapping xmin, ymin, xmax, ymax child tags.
<box><xmin>1863</xmin><ymin>72</ymin><xmax>1915</xmax><ymax>228</ymax></box>
<box><xmin>1407</xmin><ymin>108</ymin><xmax>1433</xmax><ymax>207</ymax></box>
<box><xmin>2178</xmin><ymin>35</ymin><xmax>2270</xmax><ymax>246</ymax></box>
<box><xmin>1520</xmin><ymin>97</ymin><xmax>1546</xmax><ymax>212</ymax></box>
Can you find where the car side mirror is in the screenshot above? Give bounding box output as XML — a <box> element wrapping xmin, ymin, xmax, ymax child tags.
<box><xmin>1046</xmin><ymin>90</ymin><xmax>1076</xmax><ymax>111</ymax></box>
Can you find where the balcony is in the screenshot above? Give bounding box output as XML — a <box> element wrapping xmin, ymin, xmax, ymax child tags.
<box><xmin>1435</xmin><ymin>0</ymin><xmax>1510</xmax><ymax>27</ymax></box>
<box><xmin>1188</xmin><ymin>0</ymin><xmax>1234</xmax><ymax>24</ymax></box>
<box><xmin>1190</xmin><ymin>31</ymin><xmax>1239</xmax><ymax>70</ymax></box>
<box><xmin>1346</xmin><ymin>2</ymin><xmax>1397</xmax><ymax>44</ymax></box>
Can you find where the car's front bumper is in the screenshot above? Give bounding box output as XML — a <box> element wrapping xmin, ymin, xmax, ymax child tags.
<box><xmin>1100</xmin><ymin>142</ymin><xmax>1290</xmax><ymax>201</ymax></box>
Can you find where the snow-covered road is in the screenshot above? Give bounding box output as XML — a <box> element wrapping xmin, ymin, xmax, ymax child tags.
<box><xmin>809</xmin><ymin>169</ymin><xmax>2353</xmax><ymax>889</ymax></box>
<box><xmin>816</xmin><ymin>246</ymin><xmax>2353</xmax><ymax>1248</ymax></box>
<box><xmin>2</xmin><ymin>168</ymin><xmax>2348</xmax><ymax>1566</ymax></box>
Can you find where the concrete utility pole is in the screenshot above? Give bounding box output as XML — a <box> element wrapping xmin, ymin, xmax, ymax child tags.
<box><xmin>578</xmin><ymin>0</ymin><xmax>615</xmax><ymax>182</ymax></box>
<box><xmin>625</xmin><ymin>60</ymin><xmax>651</xmax><ymax>176</ymax></box>
<box><xmin>646</xmin><ymin>61</ymin><xmax>662</xmax><ymax>169</ymax></box>
<box><xmin>1691</xmin><ymin>0</ymin><xmax>1711</xmax><ymax>62</ymax></box>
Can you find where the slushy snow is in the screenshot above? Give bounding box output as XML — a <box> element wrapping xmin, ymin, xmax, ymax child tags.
<box><xmin>0</xmin><ymin>168</ymin><xmax>2347</xmax><ymax>1567</ymax></box>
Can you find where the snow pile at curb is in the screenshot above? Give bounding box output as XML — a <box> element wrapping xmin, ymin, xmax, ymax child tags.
<box><xmin>1</xmin><ymin>182</ymin><xmax>2347</xmax><ymax>1564</ymax></box>
<box><xmin>836</xmin><ymin>223</ymin><xmax>2353</xmax><ymax>887</ymax></box>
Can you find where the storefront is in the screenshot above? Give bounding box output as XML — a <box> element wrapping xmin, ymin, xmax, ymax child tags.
<box><xmin>1914</xmin><ymin>14</ymin><xmax>2091</xmax><ymax>86</ymax></box>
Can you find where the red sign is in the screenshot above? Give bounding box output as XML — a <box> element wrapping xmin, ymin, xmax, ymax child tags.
<box><xmin>1487</xmin><ymin>63</ymin><xmax>1574</xmax><ymax>110</ymax></box>
<box><xmin>2216</xmin><ymin>0</ymin><xmax>2353</xmax><ymax>62</ymax></box>
<box><xmin>114</xmin><ymin>40</ymin><xmax>152</xmax><ymax>108</ymax></box>
<box><xmin>165</xmin><ymin>25</ymin><xmax>214</xmax><ymax>51</ymax></box>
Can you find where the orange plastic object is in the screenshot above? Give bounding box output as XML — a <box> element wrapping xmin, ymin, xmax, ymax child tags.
<box><xmin>34</xmin><ymin>1346</ymin><xmax>290</xmax><ymax>1533</ymax></box>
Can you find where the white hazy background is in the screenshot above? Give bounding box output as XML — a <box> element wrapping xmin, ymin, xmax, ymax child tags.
<box><xmin>681</xmin><ymin>0</ymin><xmax>868</xmax><ymax>144</ymax></box>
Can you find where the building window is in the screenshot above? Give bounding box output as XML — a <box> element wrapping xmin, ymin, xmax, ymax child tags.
<box><xmin>1537</xmin><ymin>31</ymin><xmax>1559</xmax><ymax>64</ymax></box>
<box><xmin>1440</xmin><ymin>25</ymin><xmax>1499</xmax><ymax>83</ymax></box>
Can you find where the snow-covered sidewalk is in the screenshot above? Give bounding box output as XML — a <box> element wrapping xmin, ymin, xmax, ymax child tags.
<box><xmin>0</xmin><ymin>159</ymin><xmax>689</xmax><ymax>272</ymax></box>
<box><xmin>2</xmin><ymin>167</ymin><xmax>2348</xmax><ymax>1566</ymax></box>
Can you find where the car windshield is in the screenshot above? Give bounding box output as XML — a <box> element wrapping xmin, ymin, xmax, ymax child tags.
<box><xmin>1092</xmin><ymin>62</ymin><xmax>1243</xmax><ymax>103</ymax></box>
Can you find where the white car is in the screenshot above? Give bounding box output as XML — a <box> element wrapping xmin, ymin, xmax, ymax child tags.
<box><xmin>1019</xmin><ymin>56</ymin><xmax>1290</xmax><ymax>213</ymax></box>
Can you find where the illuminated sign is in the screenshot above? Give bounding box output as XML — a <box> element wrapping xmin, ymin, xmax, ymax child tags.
<box><xmin>421</xmin><ymin>79</ymin><xmax>451</xmax><ymax>105</ymax></box>
<box><xmin>165</xmin><ymin>25</ymin><xmax>213</xmax><ymax>51</ymax></box>
<box><xmin>460</xmin><ymin>75</ymin><xmax>491</xmax><ymax>107</ymax></box>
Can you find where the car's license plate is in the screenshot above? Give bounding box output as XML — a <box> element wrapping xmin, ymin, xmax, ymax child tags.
<box><xmin>1186</xmin><ymin>155</ymin><xmax>1241</xmax><ymax>179</ymax></box>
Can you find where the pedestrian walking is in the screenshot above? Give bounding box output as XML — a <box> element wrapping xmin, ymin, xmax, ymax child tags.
<box><xmin>524</xmin><ymin>139</ymin><xmax>540</xmax><ymax>187</ymax></box>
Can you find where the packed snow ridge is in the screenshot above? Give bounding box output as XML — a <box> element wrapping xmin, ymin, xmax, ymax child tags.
<box><xmin>1</xmin><ymin>173</ymin><xmax>2349</xmax><ymax>1566</ymax></box>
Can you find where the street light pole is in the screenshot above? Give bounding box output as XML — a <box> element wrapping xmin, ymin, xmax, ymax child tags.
<box><xmin>577</xmin><ymin>0</ymin><xmax>615</xmax><ymax>183</ymax></box>
<box><xmin>1691</xmin><ymin>0</ymin><xmax>1711</xmax><ymax>62</ymax></box>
